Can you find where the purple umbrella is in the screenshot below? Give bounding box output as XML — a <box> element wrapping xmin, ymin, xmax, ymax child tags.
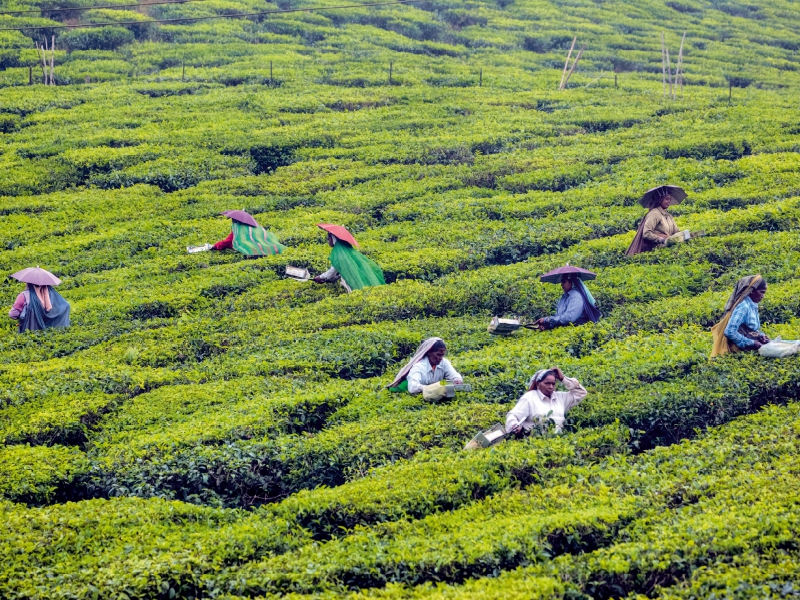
<box><xmin>221</xmin><ymin>210</ymin><xmax>259</xmax><ymax>227</ymax></box>
<box><xmin>540</xmin><ymin>265</ymin><xmax>596</xmax><ymax>284</ymax></box>
<box><xmin>10</xmin><ymin>266</ymin><xmax>62</xmax><ymax>286</ymax></box>
<box><xmin>638</xmin><ymin>185</ymin><xmax>687</xmax><ymax>208</ymax></box>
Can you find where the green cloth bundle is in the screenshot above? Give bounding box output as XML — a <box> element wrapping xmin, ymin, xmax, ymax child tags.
<box><xmin>388</xmin><ymin>379</ymin><xmax>409</xmax><ymax>394</ymax></box>
<box><xmin>329</xmin><ymin>242</ymin><xmax>386</xmax><ymax>291</ymax></box>
<box><xmin>232</xmin><ymin>221</ymin><xmax>287</xmax><ymax>256</ymax></box>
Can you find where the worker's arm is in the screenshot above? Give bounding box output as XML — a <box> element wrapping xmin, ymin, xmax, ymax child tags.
<box><xmin>314</xmin><ymin>266</ymin><xmax>340</xmax><ymax>283</ymax></box>
<box><xmin>406</xmin><ymin>362</ymin><xmax>427</xmax><ymax>394</ymax></box>
<box><xmin>212</xmin><ymin>231</ymin><xmax>234</xmax><ymax>251</ymax></box>
<box><xmin>505</xmin><ymin>394</ymin><xmax>531</xmax><ymax>433</ymax></box>
<box><xmin>545</xmin><ymin>292</ymin><xmax>584</xmax><ymax>329</ymax></box>
<box><xmin>441</xmin><ymin>359</ymin><xmax>463</xmax><ymax>384</ymax></box>
<box><xmin>560</xmin><ymin>376</ymin><xmax>588</xmax><ymax>410</ymax></box>
<box><xmin>724</xmin><ymin>302</ymin><xmax>756</xmax><ymax>349</ymax></box>
<box><xmin>641</xmin><ymin>210</ymin><xmax>667</xmax><ymax>244</ymax></box>
<box><xmin>8</xmin><ymin>292</ymin><xmax>25</xmax><ymax>320</ymax></box>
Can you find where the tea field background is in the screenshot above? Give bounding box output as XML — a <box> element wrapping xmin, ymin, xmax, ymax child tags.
<box><xmin>2</xmin><ymin>0</ymin><xmax>800</xmax><ymax>597</ymax></box>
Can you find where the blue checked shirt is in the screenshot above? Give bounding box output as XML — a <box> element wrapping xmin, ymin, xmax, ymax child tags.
<box><xmin>724</xmin><ymin>297</ymin><xmax>762</xmax><ymax>349</ymax></box>
<box><xmin>545</xmin><ymin>289</ymin><xmax>588</xmax><ymax>329</ymax></box>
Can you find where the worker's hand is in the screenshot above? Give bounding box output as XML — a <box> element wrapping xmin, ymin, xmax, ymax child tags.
<box><xmin>753</xmin><ymin>341</ymin><xmax>763</xmax><ymax>350</ymax></box>
<box><xmin>312</xmin><ymin>276</ymin><xmax>324</xmax><ymax>284</ymax></box>
<box><xmin>454</xmin><ymin>378</ymin><xmax>463</xmax><ymax>385</ymax></box>
<box><xmin>549</xmin><ymin>367</ymin><xmax>564</xmax><ymax>381</ymax></box>
<box><xmin>759</xmin><ymin>334</ymin><xmax>771</xmax><ymax>344</ymax></box>
<box><xmin>507</xmin><ymin>424</ymin><xmax>520</xmax><ymax>434</ymax></box>
<box><xmin>535</xmin><ymin>318</ymin><xmax>547</xmax><ymax>331</ymax></box>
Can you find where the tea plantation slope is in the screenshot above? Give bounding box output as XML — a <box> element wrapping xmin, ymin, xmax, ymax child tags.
<box><xmin>2</xmin><ymin>0</ymin><xmax>800</xmax><ymax>596</ymax></box>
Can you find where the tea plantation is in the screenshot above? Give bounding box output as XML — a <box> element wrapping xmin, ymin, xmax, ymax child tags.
<box><xmin>2</xmin><ymin>0</ymin><xmax>800</xmax><ymax>596</ymax></box>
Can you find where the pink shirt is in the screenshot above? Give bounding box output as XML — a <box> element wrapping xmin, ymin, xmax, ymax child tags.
<box><xmin>9</xmin><ymin>292</ymin><xmax>26</xmax><ymax>319</ymax></box>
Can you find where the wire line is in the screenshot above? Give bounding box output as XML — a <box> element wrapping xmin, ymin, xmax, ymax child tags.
<box><xmin>0</xmin><ymin>0</ymin><xmax>423</xmax><ymax>31</ymax></box>
<box><xmin>0</xmin><ymin>0</ymin><xmax>207</xmax><ymax>16</ymax></box>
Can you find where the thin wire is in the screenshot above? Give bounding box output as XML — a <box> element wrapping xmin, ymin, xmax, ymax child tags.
<box><xmin>0</xmin><ymin>0</ymin><xmax>423</xmax><ymax>30</ymax></box>
<box><xmin>0</xmin><ymin>0</ymin><xmax>207</xmax><ymax>16</ymax></box>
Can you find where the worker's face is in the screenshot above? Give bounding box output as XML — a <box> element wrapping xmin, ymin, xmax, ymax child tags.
<box><xmin>327</xmin><ymin>233</ymin><xmax>336</xmax><ymax>247</ymax></box>
<box><xmin>428</xmin><ymin>347</ymin><xmax>446</xmax><ymax>367</ymax></box>
<box><xmin>750</xmin><ymin>285</ymin><xmax>767</xmax><ymax>303</ymax></box>
<box><xmin>660</xmin><ymin>194</ymin><xmax>672</xmax><ymax>210</ymax></box>
<box><xmin>561</xmin><ymin>278</ymin><xmax>573</xmax><ymax>293</ymax></box>
<box><xmin>538</xmin><ymin>375</ymin><xmax>557</xmax><ymax>398</ymax></box>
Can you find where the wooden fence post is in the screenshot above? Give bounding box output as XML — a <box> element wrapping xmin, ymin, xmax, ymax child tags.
<box><xmin>479</xmin><ymin>67</ymin><xmax>482</xmax><ymax>87</ymax></box>
<box><xmin>614</xmin><ymin>73</ymin><xmax>617</xmax><ymax>88</ymax></box>
<box><xmin>270</xmin><ymin>60</ymin><xmax>273</xmax><ymax>85</ymax></box>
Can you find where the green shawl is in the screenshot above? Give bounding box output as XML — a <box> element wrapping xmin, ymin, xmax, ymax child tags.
<box><xmin>330</xmin><ymin>241</ymin><xmax>386</xmax><ymax>291</ymax></box>
<box><xmin>232</xmin><ymin>221</ymin><xmax>286</xmax><ymax>256</ymax></box>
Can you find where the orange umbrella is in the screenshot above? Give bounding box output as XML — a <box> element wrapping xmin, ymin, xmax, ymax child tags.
<box><xmin>317</xmin><ymin>223</ymin><xmax>359</xmax><ymax>247</ymax></box>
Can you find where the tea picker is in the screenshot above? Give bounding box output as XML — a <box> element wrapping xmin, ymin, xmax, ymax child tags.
<box><xmin>188</xmin><ymin>210</ymin><xmax>287</xmax><ymax>257</ymax></box>
<box><xmin>626</xmin><ymin>185</ymin><xmax>704</xmax><ymax>256</ymax></box>
<box><xmin>386</xmin><ymin>337</ymin><xmax>470</xmax><ymax>397</ymax></box>
<box><xmin>534</xmin><ymin>265</ymin><xmax>601</xmax><ymax>330</ymax></box>
<box><xmin>312</xmin><ymin>224</ymin><xmax>386</xmax><ymax>293</ymax></box>
<box><xmin>8</xmin><ymin>266</ymin><xmax>71</xmax><ymax>333</ymax></box>
<box><xmin>489</xmin><ymin>265</ymin><xmax>601</xmax><ymax>334</ymax></box>
<box><xmin>465</xmin><ymin>367</ymin><xmax>587</xmax><ymax>449</ymax></box>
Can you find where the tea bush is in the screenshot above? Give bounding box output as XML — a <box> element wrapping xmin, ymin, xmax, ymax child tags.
<box><xmin>2</xmin><ymin>0</ymin><xmax>800</xmax><ymax>596</ymax></box>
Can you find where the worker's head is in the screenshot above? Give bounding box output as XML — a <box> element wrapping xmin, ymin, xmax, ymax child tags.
<box><xmin>749</xmin><ymin>279</ymin><xmax>768</xmax><ymax>303</ymax></box>
<box><xmin>426</xmin><ymin>340</ymin><xmax>447</xmax><ymax>367</ymax></box>
<box><xmin>327</xmin><ymin>233</ymin><xmax>336</xmax><ymax>247</ymax></box>
<box><xmin>529</xmin><ymin>369</ymin><xmax>557</xmax><ymax>397</ymax></box>
<box><xmin>536</xmin><ymin>371</ymin><xmax>558</xmax><ymax>398</ymax></box>
<box><xmin>659</xmin><ymin>193</ymin><xmax>673</xmax><ymax>210</ymax></box>
<box><xmin>560</xmin><ymin>275</ymin><xmax>574</xmax><ymax>293</ymax></box>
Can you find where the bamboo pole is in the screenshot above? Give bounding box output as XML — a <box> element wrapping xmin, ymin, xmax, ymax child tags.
<box><xmin>559</xmin><ymin>36</ymin><xmax>576</xmax><ymax>90</ymax></box>
<box><xmin>665</xmin><ymin>44</ymin><xmax>673</xmax><ymax>99</ymax></box>
<box><xmin>561</xmin><ymin>44</ymin><xmax>584</xmax><ymax>89</ymax></box>
<box><xmin>675</xmin><ymin>31</ymin><xmax>686</xmax><ymax>98</ymax></box>
<box><xmin>661</xmin><ymin>32</ymin><xmax>667</xmax><ymax>97</ymax></box>
<box><xmin>37</xmin><ymin>43</ymin><xmax>47</xmax><ymax>84</ymax></box>
<box><xmin>49</xmin><ymin>35</ymin><xmax>55</xmax><ymax>85</ymax></box>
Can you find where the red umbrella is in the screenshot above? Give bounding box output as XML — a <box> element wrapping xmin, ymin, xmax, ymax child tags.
<box><xmin>540</xmin><ymin>265</ymin><xmax>596</xmax><ymax>284</ymax></box>
<box><xmin>10</xmin><ymin>266</ymin><xmax>62</xmax><ymax>286</ymax></box>
<box><xmin>221</xmin><ymin>210</ymin><xmax>259</xmax><ymax>227</ymax></box>
<box><xmin>317</xmin><ymin>224</ymin><xmax>359</xmax><ymax>247</ymax></box>
<box><xmin>638</xmin><ymin>185</ymin><xmax>687</xmax><ymax>208</ymax></box>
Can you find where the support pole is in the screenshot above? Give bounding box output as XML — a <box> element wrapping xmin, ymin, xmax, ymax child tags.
<box><xmin>561</xmin><ymin>44</ymin><xmax>584</xmax><ymax>90</ymax></box>
<box><xmin>614</xmin><ymin>73</ymin><xmax>618</xmax><ymax>88</ymax></box>
<box><xmin>388</xmin><ymin>61</ymin><xmax>393</xmax><ymax>84</ymax></box>
<box><xmin>49</xmin><ymin>35</ymin><xmax>55</xmax><ymax>85</ymax></box>
<box><xmin>661</xmin><ymin>32</ymin><xmax>667</xmax><ymax>97</ymax></box>
<box><xmin>479</xmin><ymin>67</ymin><xmax>482</xmax><ymax>87</ymax></box>
<box><xmin>28</xmin><ymin>65</ymin><xmax>32</xmax><ymax>85</ymax></box>
<box><xmin>181</xmin><ymin>60</ymin><xmax>185</xmax><ymax>82</ymax></box>
<box><xmin>270</xmin><ymin>60</ymin><xmax>273</xmax><ymax>85</ymax></box>
<box><xmin>665</xmin><ymin>44</ymin><xmax>673</xmax><ymax>99</ymax></box>
<box><xmin>559</xmin><ymin>36</ymin><xmax>577</xmax><ymax>90</ymax></box>
<box><xmin>674</xmin><ymin>31</ymin><xmax>686</xmax><ymax>98</ymax></box>
<box><xmin>38</xmin><ymin>43</ymin><xmax>47</xmax><ymax>84</ymax></box>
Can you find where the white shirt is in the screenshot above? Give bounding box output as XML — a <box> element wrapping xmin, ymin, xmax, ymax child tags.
<box><xmin>317</xmin><ymin>266</ymin><xmax>352</xmax><ymax>293</ymax></box>
<box><xmin>407</xmin><ymin>357</ymin><xmax>463</xmax><ymax>394</ymax></box>
<box><xmin>505</xmin><ymin>377</ymin><xmax>587</xmax><ymax>433</ymax></box>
